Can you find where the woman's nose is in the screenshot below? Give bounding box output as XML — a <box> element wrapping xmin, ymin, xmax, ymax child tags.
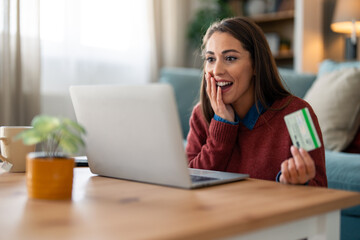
<box><xmin>213</xmin><ymin>60</ymin><xmax>225</xmax><ymax>76</ymax></box>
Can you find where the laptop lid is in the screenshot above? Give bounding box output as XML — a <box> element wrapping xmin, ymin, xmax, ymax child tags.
<box><xmin>70</xmin><ymin>84</ymin><xmax>248</xmax><ymax>189</ymax></box>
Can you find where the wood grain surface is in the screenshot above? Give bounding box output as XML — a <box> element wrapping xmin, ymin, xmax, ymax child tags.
<box><xmin>1</xmin><ymin>168</ymin><xmax>359</xmax><ymax>240</ymax></box>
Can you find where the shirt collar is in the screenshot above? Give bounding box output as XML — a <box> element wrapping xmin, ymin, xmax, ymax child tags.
<box><xmin>238</xmin><ymin>101</ymin><xmax>266</xmax><ymax>130</ymax></box>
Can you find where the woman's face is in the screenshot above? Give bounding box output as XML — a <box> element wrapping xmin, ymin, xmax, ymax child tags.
<box><xmin>204</xmin><ymin>32</ymin><xmax>255</xmax><ymax>107</ymax></box>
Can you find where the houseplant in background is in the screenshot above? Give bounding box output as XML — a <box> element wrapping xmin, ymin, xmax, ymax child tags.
<box><xmin>187</xmin><ymin>0</ymin><xmax>234</xmax><ymax>52</ymax></box>
<box><xmin>17</xmin><ymin>115</ymin><xmax>86</xmax><ymax>200</ymax></box>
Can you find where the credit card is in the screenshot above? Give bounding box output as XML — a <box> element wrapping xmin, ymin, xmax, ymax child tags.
<box><xmin>284</xmin><ymin>107</ymin><xmax>321</xmax><ymax>151</ymax></box>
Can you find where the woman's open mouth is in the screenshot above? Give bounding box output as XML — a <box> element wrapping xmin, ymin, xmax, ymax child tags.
<box><xmin>216</xmin><ymin>81</ymin><xmax>233</xmax><ymax>91</ymax></box>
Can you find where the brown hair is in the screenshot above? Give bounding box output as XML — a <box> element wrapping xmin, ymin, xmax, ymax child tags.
<box><xmin>200</xmin><ymin>17</ymin><xmax>291</xmax><ymax>124</ymax></box>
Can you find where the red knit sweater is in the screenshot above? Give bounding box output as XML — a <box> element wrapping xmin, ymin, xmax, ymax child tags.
<box><xmin>186</xmin><ymin>96</ymin><xmax>328</xmax><ymax>187</ymax></box>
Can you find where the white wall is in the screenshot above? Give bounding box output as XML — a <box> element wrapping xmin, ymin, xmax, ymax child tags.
<box><xmin>294</xmin><ymin>0</ymin><xmax>324</xmax><ymax>73</ymax></box>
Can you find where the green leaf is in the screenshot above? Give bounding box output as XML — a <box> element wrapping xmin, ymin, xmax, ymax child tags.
<box><xmin>17</xmin><ymin>114</ymin><xmax>86</xmax><ymax>156</ymax></box>
<box><xmin>32</xmin><ymin>115</ymin><xmax>61</xmax><ymax>139</ymax></box>
<box><xmin>15</xmin><ymin>129</ymin><xmax>43</xmax><ymax>145</ymax></box>
<box><xmin>32</xmin><ymin>115</ymin><xmax>61</xmax><ymax>134</ymax></box>
<box><xmin>63</xmin><ymin>118</ymin><xmax>86</xmax><ymax>134</ymax></box>
<box><xmin>60</xmin><ymin>127</ymin><xmax>85</xmax><ymax>147</ymax></box>
<box><xmin>58</xmin><ymin>135</ymin><xmax>79</xmax><ymax>154</ymax></box>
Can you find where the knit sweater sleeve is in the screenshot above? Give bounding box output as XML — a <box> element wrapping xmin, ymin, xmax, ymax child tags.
<box><xmin>186</xmin><ymin>105</ymin><xmax>238</xmax><ymax>171</ymax></box>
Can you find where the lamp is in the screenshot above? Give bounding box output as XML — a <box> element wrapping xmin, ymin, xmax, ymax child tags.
<box><xmin>331</xmin><ymin>0</ymin><xmax>360</xmax><ymax>60</ymax></box>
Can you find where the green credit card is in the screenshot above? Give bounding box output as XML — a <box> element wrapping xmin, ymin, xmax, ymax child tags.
<box><xmin>284</xmin><ymin>107</ymin><xmax>321</xmax><ymax>151</ymax></box>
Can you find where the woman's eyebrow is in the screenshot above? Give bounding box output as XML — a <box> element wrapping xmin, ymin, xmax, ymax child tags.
<box><xmin>205</xmin><ymin>49</ymin><xmax>241</xmax><ymax>55</ymax></box>
<box><xmin>222</xmin><ymin>49</ymin><xmax>240</xmax><ymax>54</ymax></box>
<box><xmin>206</xmin><ymin>49</ymin><xmax>241</xmax><ymax>55</ymax></box>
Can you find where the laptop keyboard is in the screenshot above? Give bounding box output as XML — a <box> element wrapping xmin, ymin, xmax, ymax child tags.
<box><xmin>74</xmin><ymin>156</ymin><xmax>88</xmax><ymax>167</ymax></box>
<box><xmin>190</xmin><ymin>175</ymin><xmax>218</xmax><ymax>182</ymax></box>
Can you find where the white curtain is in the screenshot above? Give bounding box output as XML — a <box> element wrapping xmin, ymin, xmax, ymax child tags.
<box><xmin>40</xmin><ymin>0</ymin><xmax>153</xmax><ymax>118</ymax></box>
<box><xmin>149</xmin><ymin>0</ymin><xmax>192</xmax><ymax>80</ymax></box>
<box><xmin>0</xmin><ymin>0</ymin><xmax>41</xmax><ymax>126</ymax></box>
<box><xmin>40</xmin><ymin>0</ymin><xmax>193</xmax><ymax>119</ymax></box>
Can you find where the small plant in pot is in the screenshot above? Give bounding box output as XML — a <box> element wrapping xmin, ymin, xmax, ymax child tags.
<box><xmin>17</xmin><ymin>115</ymin><xmax>86</xmax><ymax>200</ymax></box>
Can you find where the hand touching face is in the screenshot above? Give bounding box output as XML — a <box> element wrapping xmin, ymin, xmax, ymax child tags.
<box><xmin>205</xmin><ymin>72</ymin><xmax>235</xmax><ymax>122</ymax></box>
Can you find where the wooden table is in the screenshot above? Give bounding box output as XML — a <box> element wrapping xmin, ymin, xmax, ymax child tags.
<box><xmin>1</xmin><ymin>168</ymin><xmax>359</xmax><ymax>240</ymax></box>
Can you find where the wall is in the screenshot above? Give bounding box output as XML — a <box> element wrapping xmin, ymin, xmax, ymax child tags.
<box><xmin>295</xmin><ymin>0</ymin><xmax>324</xmax><ymax>73</ymax></box>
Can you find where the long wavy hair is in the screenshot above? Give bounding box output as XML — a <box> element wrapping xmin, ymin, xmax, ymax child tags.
<box><xmin>200</xmin><ymin>17</ymin><xmax>291</xmax><ymax>124</ymax></box>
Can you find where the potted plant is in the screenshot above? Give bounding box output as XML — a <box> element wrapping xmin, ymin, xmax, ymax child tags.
<box><xmin>17</xmin><ymin>115</ymin><xmax>86</xmax><ymax>200</ymax></box>
<box><xmin>187</xmin><ymin>0</ymin><xmax>234</xmax><ymax>50</ymax></box>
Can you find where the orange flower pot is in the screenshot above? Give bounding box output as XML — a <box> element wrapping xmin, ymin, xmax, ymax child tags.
<box><xmin>26</xmin><ymin>153</ymin><xmax>75</xmax><ymax>200</ymax></box>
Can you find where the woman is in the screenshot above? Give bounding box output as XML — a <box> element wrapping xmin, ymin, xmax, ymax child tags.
<box><xmin>186</xmin><ymin>17</ymin><xmax>327</xmax><ymax>187</ymax></box>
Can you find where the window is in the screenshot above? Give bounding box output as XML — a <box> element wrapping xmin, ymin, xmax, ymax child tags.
<box><xmin>40</xmin><ymin>0</ymin><xmax>151</xmax><ymax>94</ymax></box>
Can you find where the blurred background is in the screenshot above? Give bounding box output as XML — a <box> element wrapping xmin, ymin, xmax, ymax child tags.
<box><xmin>0</xmin><ymin>0</ymin><xmax>359</xmax><ymax>125</ymax></box>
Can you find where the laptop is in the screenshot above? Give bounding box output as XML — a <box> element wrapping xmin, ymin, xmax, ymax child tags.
<box><xmin>70</xmin><ymin>84</ymin><xmax>248</xmax><ymax>189</ymax></box>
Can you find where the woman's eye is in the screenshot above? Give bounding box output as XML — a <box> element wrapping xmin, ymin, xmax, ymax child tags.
<box><xmin>206</xmin><ymin>57</ymin><xmax>215</xmax><ymax>63</ymax></box>
<box><xmin>225</xmin><ymin>56</ymin><xmax>237</xmax><ymax>61</ymax></box>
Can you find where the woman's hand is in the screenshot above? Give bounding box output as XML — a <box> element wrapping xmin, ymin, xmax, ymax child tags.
<box><xmin>206</xmin><ymin>72</ymin><xmax>235</xmax><ymax>122</ymax></box>
<box><xmin>279</xmin><ymin>146</ymin><xmax>316</xmax><ymax>185</ymax></box>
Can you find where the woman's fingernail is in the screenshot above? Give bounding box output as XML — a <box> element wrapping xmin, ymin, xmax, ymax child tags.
<box><xmin>291</xmin><ymin>146</ymin><xmax>298</xmax><ymax>153</ymax></box>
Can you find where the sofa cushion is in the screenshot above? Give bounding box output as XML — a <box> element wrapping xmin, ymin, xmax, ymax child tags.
<box><xmin>278</xmin><ymin>68</ymin><xmax>316</xmax><ymax>98</ymax></box>
<box><xmin>325</xmin><ymin>150</ymin><xmax>360</xmax><ymax>192</ymax></box>
<box><xmin>318</xmin><ymin>59</ymin><xmax>360</xmax><ymax>77</ymax></box>
<box><xmin>304</xmin><ymin>68</ymin><xmax>360</xmax><ymax>151</ymax></box>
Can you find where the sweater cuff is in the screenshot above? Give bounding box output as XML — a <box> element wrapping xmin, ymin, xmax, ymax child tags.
<box><xmin>276</xmin><ymin>171</ymin><xmax>310</xmax><ymax>185</ymax></box>
<box><xmin>209</xmin><ymin>118</ymin><xmax>238</xmax><ymax>144</ymax></box>
<box><xmin>214</xmin><ymin>114</ymin><xmax>239</xmax><ymax>125</ymax></box>
<box><xmin>276</xmin><ymin>171</ymin><xmax>281</xmax><ymax>182</ymax></box>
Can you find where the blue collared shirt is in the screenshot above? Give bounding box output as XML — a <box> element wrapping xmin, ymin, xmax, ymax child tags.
<box><xmin>213</xmin><ymin>101</ymin><xmax>266</xmax><ymax>130</ymax></box>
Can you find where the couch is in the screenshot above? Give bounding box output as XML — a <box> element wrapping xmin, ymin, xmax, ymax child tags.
<box><xmin>159</xmin><ymin>61</ymin><xmax>360</xmax><ymax>240</ymax></box>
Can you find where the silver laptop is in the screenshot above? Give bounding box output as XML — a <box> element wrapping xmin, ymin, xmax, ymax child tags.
<box><xmin>70</xmin><ymin>84</ymin><xmax>248</xmax><ymax>189</ymax></box>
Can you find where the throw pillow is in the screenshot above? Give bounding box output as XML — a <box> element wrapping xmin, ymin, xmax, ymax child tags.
<box><xmin>304</xmin><ymin>67</ymin><xmax>360</xmax><ymax>151</ymax></box>
<box><xmin>318</xmin><ymin>59</ymin><xmax>360</xmax><ymax>77</ymax></box>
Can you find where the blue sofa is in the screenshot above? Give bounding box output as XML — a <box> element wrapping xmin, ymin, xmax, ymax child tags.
<box><xmin>160</xmin><ymin>65</ymin><xmax>360</xmax><ymax>240</ymax></box>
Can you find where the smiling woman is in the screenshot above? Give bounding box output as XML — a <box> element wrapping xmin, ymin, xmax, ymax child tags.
<box><xmin>186</xmin><ymin>17</ymin><xmax>328</xmax><ymax>188</ymax></box>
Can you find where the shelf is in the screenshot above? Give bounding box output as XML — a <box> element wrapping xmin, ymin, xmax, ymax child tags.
<box><xmin>274</xmin><ymin>51</ymin><xmax>293</xmax><ymax>60</ymax></box>
<box><xmin>228</xmin><ymin>0</ymin><xmax>295</xmax><ymax>68</ymax></box>
<box><xmin>249</xmin><ymin>10</ymin><xmax>295</xmax><ymax>23</ymax></box>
